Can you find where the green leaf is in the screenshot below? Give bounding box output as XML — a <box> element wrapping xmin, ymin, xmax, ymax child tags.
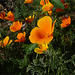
<box><xmin>23</xmin><ymin>43</ymin><xmax>37</xmax><ymax>54</ymax></box>
<box><xmin>51</xmin><ymin>0</ymin><xmax>65</xmax><ymax>9</ymax></box>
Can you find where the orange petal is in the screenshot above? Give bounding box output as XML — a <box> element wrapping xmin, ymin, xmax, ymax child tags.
<box><xmin>10</xmin><ymin>25</ymin><xmax>17</xmax><ymax>32</ymax></box>
<box><xmin>48</xmin><ymin>11</ymin><xmax>52</xmax><ymax>15</ymax></box>
<box><xmin>23</xmin><ymin>32</ymin><xmax>26</xmax><ymax>37</ymax></box>
<box><xmin>51</xmin><ymin>19</ymin><xmax>56</xmax><ymax>34</ymax></box>
<box><xmin>61</xmin><ymin>23</ymin><xmax>67</xmax><ymax>28</ymax></box>
<box><xmin>42</xmin><ymin>3</ymin><xmax>54</xmax><ymax>12</ymax></box>
<box><xmin>0</xmin><ymin>12</ymin><xmax>5</xmax><ymax>19</ymax></box>
<box><xmin>13</xmin><ymin>21</ymin><xmax>22</xmax><ymax>30</ymax></box>
<box><xmin>37</xmin><ymin>16</ymin><xmax>52</xmax><ymax>36</ymax></box>
<box><xmin>10</xmin><ymin>21</ymin><xmax>22</xmax><ymax>32</ymax></box>
<box><xmin>24</xmin><ymin>0</ymin><xmax>33</xmax><ymax>4</ymax></box>
<box><xmin>8</xmin><ymin>40</ymin><xmax>12</xmax><ymax>45</ymax></box>
<box><xmin>17</xmin><ymin>33</ymin><xmax>24</xmax><ymax>40</ymax></box>
<box><xmin>34</xmin><ymin>48</ymin><xmax>44</xmax><ymax>54</ymax></box>
<box><xmin>15</xmin><ymin>32</ymin><xmax>25</xmax><ymax>42</ymax></box>
<box><xmin>44</xmin><ymin>35</ymin><xmax>53</xmax><ymax>44</ymax></box>
<box><xmin>40</xmin><ymin>0</ymin><xmax>45</xmax><ymax>6</ymax></box>
<box><xmin>5</xmin><ymin>11</ymin><xmax>14</xmax><ymax>21</ymax></box>
<box><xmin>45</xmin><ymin>0</ymin><xmax>50</xmax><ymax>4</ymax></box>
<box><xmin>15</xmin><ymin>40</ymin><xmax>20</xmax><ymax>42</ymax></box>
<box><xmin>3</xmin><ymin>36</ymin><xmax>9</xmax><ymax>47</ymax></box>
<box><xmin>68</xmin><ymin>16</ymin><xmax>71</xmax><ymax>25</ymax></box>
<box><xmin>25</xmin><ymin>15</ymin><xmax>34</xmax><ymax>23</ymax></box>
<box><xmin>61</xmin><ymin>16</ymin><xmax>71</xmax><ymax>28</ymax></box>
<box><xmin>38</xmin><ymin>44</ymin><xmax>48</xmax><ymax>50</ymax></box>
<box><xmin>29</xmin><ymin>27</ymin><xmax>47</xmax><ymax>44</ymax></box>
<box><xmin>19</xmin><ymin>36</ymin><xmax>25</xmax><ymax>42</ymax></box>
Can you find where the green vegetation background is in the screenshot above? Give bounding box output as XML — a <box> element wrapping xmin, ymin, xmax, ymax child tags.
<box><xmin>0</xmin><ymin>0</ymin><xmax>75</xmax><ymax>75</ymax></box>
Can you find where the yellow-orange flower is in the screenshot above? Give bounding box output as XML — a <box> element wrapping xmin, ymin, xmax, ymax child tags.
<box><xmin>24</xmin><ymin>0</ymin><xmax>33</xmax><ymax>4</ymax></box>
<box><xmin>42</xmin><ymin>2</ymin><xmax>54</xmax><ymax>12</ymax></box>
<box><xmin>4</xmin><ymin>11</ymin><xmax>14</xmax><ymax>21</ymax></box>
<box><xmin>34</xmin><ymin>44</ymin><xmax>48</xmax><ymax>54</ymax></box>
<box><xmin>40</xmin><ymin>0</ymin><xmax>50</xmax><ymax>6</ymax></box>
<box><xmin>0</xmin><ymin>36</ymin><xmax>12</xmax><ymax>47</ymax></box>
<box><xmin>40</xmin><ymin>0</ymin><xmax>54</xmax><ymax>15</ymax></box>
<box><xmin>25</xmin><ymin>15</ymin><xmax>34</xmax><ymax>23</ymax></box>
<box><xmin>29</xmin><ymin>16</ymin><xmax>56</xmax><ymax>44</ymax></box>
<box><xmin>15</xmin><ymin>32</ymin><xmax>26</xmax><ymax>42</ymax></box>
<box><xmin>0</xmin><ymin>12</ymin><xmax>5</xmax><ymax>20</ymax></box>
<box><xmin>10</xmin><ymin>21</ymin><xmax>22</xmax><ymax>32</ymax></box>
<box><xmin>61</xmin><ymin>16</ymin><xmax>71</xmax><ymax>28</ymax></box>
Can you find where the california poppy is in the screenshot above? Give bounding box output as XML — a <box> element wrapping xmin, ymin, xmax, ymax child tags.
<box><xmin>0</xmin><ymin>36</ymin><xmax>12</xmax><ymax>47</ymax></box>
<box><xmin>4</xmin><ymin>11</ymin><xmax>14</xmax><ymax>21</ymax></box>
<box><xmin>61</xmin><ymin>16</ymin><xmax>71</xmax><ymax>28</ymax></box>
<box><xmin>40</xmin><ymin>0</ymin><xmax>54</xmax><ymax>15</ymax></box>
<box><xmin>40</xmin><ymin>0</ymin><xmax>50</xmax><ymax>6</ymax></box>
<box><xmin>15</xmin><ymin>32</ymin><xmax>26</xmax><ymax>42</ymax></box>
<box><xmin>29</xmin><ymin>16</ymin><xmax>56</xmax><ymax>44</ymax></box>
<box><xmin>34</xmin><ymin>44</ymin><xmax>48</xmax><ymax>54</ymax></box>
<box><xmin>10</xmin><ymin>21</ymin><xmax>22</xmax><ymax>32</ymax></box>
<box><xmin>56</xmin><ymin>0</ymin><xmax>68</xmax><ymax>12</ymax></box>
<box><xmin>42</xmin><ymin>2</ymin><xmax>54</xmax><ymax>12</ymax></box>
<box><xmin>24</xmin><ymin>0</ymin><xmax>33</xmax><ymax>4</ymax></box>
<box><xmin>25</xmin><ymin>15</ymin><xmax>34</xmax><ymax>23</ymax></box>
<box><xmin>0</xmin><ymin>12</ymin><xmax>5</xmax><ymax>20</ymax></box>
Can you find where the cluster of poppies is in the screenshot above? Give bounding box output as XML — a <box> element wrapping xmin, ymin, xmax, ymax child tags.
<box><xmin>0</xmin><ymin>0</ymin><xmax>71</xmax><ymax>54</ymax></box>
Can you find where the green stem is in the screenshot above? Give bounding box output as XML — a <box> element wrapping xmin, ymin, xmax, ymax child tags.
<box><xmin>53</xmin><ymin>49</ymin><xmax>55</xmax><ymax>75</ymax></box>
<box><xmin>36</xmin><ymin>54</ymin><xmax>38</xmax><ymax>63</ymax></box>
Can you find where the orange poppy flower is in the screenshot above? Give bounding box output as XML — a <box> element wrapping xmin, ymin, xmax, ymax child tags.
<box><xmin>0</xmin><ymin>12</ymin><xmax>5</xmax><ymax>20</ymax></box>
<box><xmin>10</xmin><ymin>21</ymin><xmax>22</xmax><ymax>32</ymax></box>
<box><xmin>15</xmin><ymin>32</ymin><xmax>26</xmax><ymax>42</ymax></box>
<box><xmin>29</xmin><ymin>16</ymin><xmax>56</xmax><ymax>44</ymax></box>
<box><xmin>61</xmin><ymin>16</ymin><xmax>71</xmax><ymax>28</ymax></box>
<box><xmin>34</xmin><ymin>44</ymin><xmax>48</xmax><ymax>54</ymax></box>
<box><xmin>24</xmin><ymin>0</ymin><xmax>33</xmax><ymax>4</ymax></box>
<box><xmin>4</xmin><ymin>11</ymin><xmax>14</xmax><ymax>21</ymax></box>
<box><xmin>40</xmin><ymin>0</ymin><xmax>50</xmax><ymax>6</ymax></box>
<box><xmin>42</xmin><ymin>3</ymin><xmax>54</xmax><ymax>12</ymax></box>
<box><xmin>56</xmin><ymin>0</ymin><xmax>68</xmax><ymax>12</ymax></box>
<box><xmin>25</xmin><ymin>15</ymin><xmax>34</xmax><ymax>23</ymax></box>
<box><xmin>0</xmin><ymin>36</ymin><xmax>12</xmax><ymax>47</ymax></box>
<box><xmin>40</xmin><ymin>0</ymin><xmax>54</xmax><ymax>15</ymax></box>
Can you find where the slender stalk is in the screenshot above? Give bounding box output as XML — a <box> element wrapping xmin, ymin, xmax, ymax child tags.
<box><xmin>36</xmin><ymin>53</ymin><xmax>38</xmax><ymax>63</ymax></box>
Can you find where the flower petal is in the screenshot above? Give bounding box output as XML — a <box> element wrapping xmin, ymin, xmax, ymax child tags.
<box><xmin>10</xmin><ymin>21</ymin><xmax>22</xmax><ymax>32</ymax></box>
<box><xmin>10</xmin><ymin>25</ymin><xmax>17</xmax><ymax>32</ymax></box>
<box><xmin>29</xmin><ymin>27</ymin><xmax>47</xmax><ymax>44</ymax></box>
<box><xmin>42</xmin><ymin>3</ymin><xmax>54</xmax><ymax>12</ymax></box>
<box><xmin>4</xmin><ymin>11</ymin><xmax>14</xmax><ymax>21</ymax></box>
<box><xmin>34</xmin><ymin>48</ymin><xmax>44</xmax><ymax>54</ymax></box>
<box><xmin>40</xmin><ymin>0</ymin><xmax>45</xmax><ymax>6</ymax></box>
<box><xmin>3</xmin><ymin>36</ymin><xmax>9</xmax><ymax>46</ymax></box>
<box><xmin>37</xmin><ymin>16</ymin><xmax>52</xmax><ymax>36</ymax></box>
